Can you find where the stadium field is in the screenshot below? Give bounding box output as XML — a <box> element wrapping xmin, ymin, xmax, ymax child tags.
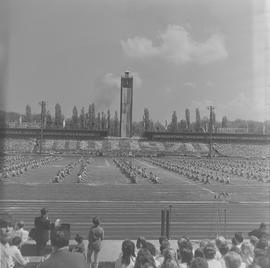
<box><xmin>1</xmin><ymin>156</ymin><xmax>269</xmax><ymax>240</ymax></box>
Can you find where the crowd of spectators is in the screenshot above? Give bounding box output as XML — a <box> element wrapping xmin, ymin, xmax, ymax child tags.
<box><xmin>1</xmin><ymin>208</ymin><xmax>269</xmax><ymax>268</ymax></box>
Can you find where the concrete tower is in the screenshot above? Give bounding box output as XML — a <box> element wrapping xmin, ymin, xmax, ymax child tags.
<box><xmin>120</xmin><ymin>71</ymin><xmax>133</xmax><ymax>137</ymax></box>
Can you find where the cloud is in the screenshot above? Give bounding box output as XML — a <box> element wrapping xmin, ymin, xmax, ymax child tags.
<box><xmin>121</xmin><ymin>25</ymin><xmax>228</xmax><ymax>65</ymax></box>
<box><xmin>184</xmin><ymin>81</ymin><xmax>196</xmax><ymax>88</ymax></box>
<box><xmin>94</xmin><ymin>72</ymin><xmax>142</xmax><ymax>110</ymax></box>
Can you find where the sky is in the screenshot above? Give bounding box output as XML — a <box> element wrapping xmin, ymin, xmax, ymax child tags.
<box><xmin>0</xmin><ymin>0</ymin><xmax>269</xmax><ymax>122</ymax></box>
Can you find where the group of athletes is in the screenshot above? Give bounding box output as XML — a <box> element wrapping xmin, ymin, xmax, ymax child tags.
<box><xmin>52</xmin><ymin>158</ymin><xmax>92</xmax><ymax>184</ymax></box>
<box><xmin>0</xmin><ymin>155</ymin><xmax>61</xmax><ymax>182</ymax></box>
<box><xmin>144</xmin><ymin>157</ymin><xmax>231</xmax><ymax>185</ymax></box>
<box><xmin>113</xmin><ymin>158</ymin><xmax>160</xmax><ymax>184</ymax></box>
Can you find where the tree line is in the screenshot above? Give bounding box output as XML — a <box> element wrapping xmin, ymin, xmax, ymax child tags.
<box><xmin>1</xmin><ymin>104</ymin><xmax>269</xmax><ymax>136</ymax></box>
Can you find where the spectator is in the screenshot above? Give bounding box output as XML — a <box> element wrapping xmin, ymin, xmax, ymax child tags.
<box><xmin>14</xmin><ymin>221</ymin><xmax>29</xmax><ymax>244</ymax></box>
<box><xmin>50</xmin><ymin>219</ymin><xmax>62</xmax><ymax>246</ymax></box>
<box><xmin>190</xmin><ymin>258</ymin><xmax>208</xmax><ymax>268</ymax></box>
<box><xmin>134</xmin><ymin>248</ymin><xmax>157</xmax><ymax>268</ymax></box>
<box><xmin>8</xmin><ymin>236</ymin><xmax>29</xmax><ymax>267</ymax></box>
<box><xmin>136</xmin><ymin>237</ymin><xmax>147</xmax><ymax>250</ymax></box>
<box><xmin>248</xmin><ymin>223</ymin><xmax>268</xmax><ymax>240</ymax></box>
<box><xmin>38</xmin><ymin>230</ymin><xmax>86</xmax><ymax>268</ymax></box>
<box><xmin>241</xmin><ymin>241</ymin><xmax>254</xmax><ymax>266</ymax></box>
<box><xmin>71</xmin><ymin>233</ymin><xmax>85</xmax><ymax>257</ymax></box>
<box><xmin>177</xmin><ymin>237</ymin><xmax>192</xmax><ymax>261</ymax></box>
<box><xmin>0</xmin><ymin>221</ymin><xmax>11</xmax><ymax>268</ymax></box>
<box><xmin>203</xmin><ymin>243</ymin><xmax>222</xmax><ymax>268</ymax></box>
<box><xmin>87</xmin><ymin>216</ymin><xmax>104</xmax><ymax>268</ymax></box>
<box><xmin>194</xmin><ymin>248</ymin><xmax>204</xmax><ymax>259</ymax></box>
<box><xmin>115</xmin><ymin>240</ymin><xmax>136</xmax><ymax>268</ymax></box>
<box><xmin>178</xmin><ymin>247</ymin><xmax>193</xmax><ymax>268</ymax></box>
<box><xmin>156</xmin><ymin>240</ymin><xmax>171</xmax><ymax>265</ymax></box>
<box><xmin>224</xmin><ymin>251</ymin><xmax>243</xmax><ymax>268</ymax></box>
<box><xmin>232</xmin><ymin>233</ymin><xmax>244</xmax><ymax>250</ymax></box>
<box><xmin>34</xmin><ymin>208</ymin><xmax>50</xmax><ymax>256</ymax></box>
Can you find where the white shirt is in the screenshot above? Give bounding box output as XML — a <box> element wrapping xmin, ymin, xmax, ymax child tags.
<box><xmin>14</xmin><ymin>228</ymin><xmax>29</xmax><ymax>243</ymax></box>
<box><xmin>207</xmin><ymin>259</ymin><xmax>222</xmax><ymax>268</ymax></box>
<box><xmin>8</xmin><ymin>245</ymin><xmax>29</xmax><ymax>268</ymax></box>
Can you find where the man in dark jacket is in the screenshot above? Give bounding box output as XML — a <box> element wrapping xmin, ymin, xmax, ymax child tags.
<box><xmin>38</xmin><ymin>229</ymin><xmax>86</xmax><ymax>268</ymax></box>
<box><xmin>34</xmin><ymin>208</ymin><xmax>50</xmax><ymax>256</ymax></box>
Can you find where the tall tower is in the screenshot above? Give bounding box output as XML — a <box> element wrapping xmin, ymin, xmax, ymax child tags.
<box><xmin>120</xmin><ymin>71</ymin><xmax>133</xmax><ymax>137</ymax></box>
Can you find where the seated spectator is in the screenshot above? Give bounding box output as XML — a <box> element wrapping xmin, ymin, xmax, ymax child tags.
<box><xmin>71</xmin><ymin>234</ymin><xmax>85</xmax><ymax>257</ymax></box>
<box><xmin>115</xmin><ymin>240</ymin><xmax>136</xmax><ymax>268</ymax></box>
<box><xmin>190</xmin><ymin>258</ymin><xmax>208</xmax><ymax>268</ymax></box>
<box><xmin>177</xmin><ymin>237</ymin><xmax>192</xmax><ymax>261</ymax></box>
<box><xmin>50</xmin><ymin>219</ymin><xmax>62</xmax><ymax>244</ymax></box>
<box><xmin>8</xmin><ymin>236</ymin><xmax>29</xmax><ymax>268</ymax></box>
<box><xmin>38</xmin><ymin>230</ymin><xmax>86</xmax><ymax>268</ymax></box>
<box><xmin>232</xmin><ymin>233</ymin><xmax>244</xmax><ymax>250</ymax></box>
<box><xmin>134</xmin><ymin>248</ymin><xmax>157</xmax><ymax>268</ymax></box>
<box><xmin>160</xmin><ymin>248</ymin><xmax>179</xmax><ymax>268</ymax></box>
<box><xmin>194</xmin><ymin>248</ymin><xmax>204</xmax><ymax>259</ymax></box>
<box><xmin>0</xmin><ymin>221</ymin><xmax>11</xmax><ymax>268</ymax></box>
<box><xmin>178</xmin><ymin>247</ymin><xmax>193</xmax><ymax>268</ymax></box>
<box><xmin>241</xmin><ymin>241</ymin><xmax>254</xmax><ymax>266</ymax></box>
<box><xmin>203</xmin><ymin>243</ymin><xmax>222</xmax><ymax>268</ymax></box>
<box><xmin>224</xmin><ymin>251</ymin><xmax>244</xmax><ymax>268</ymax></box>
<box><xmin>14</xmin><ymin>221</ymin><xmax>29</xmax><ymax>244</ymax></box>
<box><xmin>249</xmin><ymin>236</ymin><xmax>259</xmax><ymax>248</ymax></box>
<box><xmin>156</xmin><ymin>240</ymin><xmax>171</xmax><ymax>265</ymax></box>
<box><xmin>248</xmin><ymin>223</ymin><xmax>268</xmax><ymax>240</ymax></box>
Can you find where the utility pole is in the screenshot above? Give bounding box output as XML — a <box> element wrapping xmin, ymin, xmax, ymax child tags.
<box><xmin>39</xmin><ymin>101</ymin><xmax>46</xmax><ymax>154</ymax></box>
<box><xmin>207</xmin><ymin>106</ymin><xmax>215</xmax><ymax>158</ymax></box>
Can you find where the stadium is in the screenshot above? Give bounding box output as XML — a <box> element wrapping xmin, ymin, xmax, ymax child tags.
<box><xmin>1</xmin><ymin>1</ymin><xmax>270</xmax><ymax>267</ymax></box>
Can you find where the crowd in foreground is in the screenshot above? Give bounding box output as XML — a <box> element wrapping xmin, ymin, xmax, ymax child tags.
<box><xmin>0</xmin><ymin>208</ymin><xmax>269</xmax><ymax>268</ymax></box>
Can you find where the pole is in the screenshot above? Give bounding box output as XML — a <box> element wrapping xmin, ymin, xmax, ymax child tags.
<box><xmin>166</xmin><ymin>209</ymin><xmax>170</xmax><ymax>239</ymax></box>
<box><xmin>161</xmin><ymin>209</ymin><xmax>165</xmax><ymax>237</ymax></box>
<box><xmin>224</xmin><ymin>208</ymin><xmax>227</xmax><ymax>237</ymax></box>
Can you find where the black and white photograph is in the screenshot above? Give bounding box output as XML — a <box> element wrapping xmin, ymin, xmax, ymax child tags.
<box><xmin>0</xmin><ymin>0</ymin><xmax>269</xmax><ymax>268</ymax></box>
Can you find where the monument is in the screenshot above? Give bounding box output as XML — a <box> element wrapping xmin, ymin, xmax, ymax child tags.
<box><xmin>120</xmin><ymin>71</ymin><xmax>133</xmax><ymax>137</ymax></box>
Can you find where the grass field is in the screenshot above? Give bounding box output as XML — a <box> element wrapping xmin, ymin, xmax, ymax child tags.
<box><xmin>0</xmin><ymin>156</ymin><xmax>269</xmax><ymax>240</ymax></box>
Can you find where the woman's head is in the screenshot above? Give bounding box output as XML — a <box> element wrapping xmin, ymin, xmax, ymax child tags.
<box><xmin>122</xmin><ymin>240</ymin><xmax>136</xmax><ymax>265</ymax></box>
<box><xmin>92</xmin><ymin>217</ymin><xmax>100</xmax><ymax>226</ymax></box>
<box><xmin>136</xmin><ymin>237</ymin><xmax>147</xmax><ymax>249</ymax></box>
<box><xmin>134</xmin><ymin>248</ymin><xmax>156</xmax><ymax>268</ymax></box>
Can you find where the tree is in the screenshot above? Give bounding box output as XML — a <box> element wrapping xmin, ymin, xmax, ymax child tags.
<box><xmin>143</xmin><ymin>108</ymin><xmax>150</xmax><ymax>131</ymax></box>
<box><xmin>113</xmin><ymin>111</ymin><xmax>119</xmax><ymax>136</ymax></box>
<box><xmin>107</xmin><ymin>109</ymin><xmax>111</xmax><ymax>132</ymax></box>
<box><xmin>221</xmin><ymin>116</ymin><xmax>228</xmax><ymax>128</ymax></box>
<box><xmin>46</xmin><ymin>111</ymin><xmax>53</xmax><ymax>128</ymax></box>
<box><xmin>185</xmin><ymin>108</ymin><xmax>190</xmax><ymax>129</ymax></box>
<box><xmin>91</xmin><ymin>103</ymin><xmax>96</xmax><ymax>129</ymax></box>
<box><xmin>25</xmin><ymin>105</ymin><xmax>32</xmax><ymax>122</ymax></box>
<box><xmin>170</xmin><ymin>111</ymin><xmax>178</xmax><ymax>132</ymax></box>
<box><xmin>71</xmin><ymin>106</ymin><xmax>79</xmax><ymax>129</ymax></box>
<box><xmin>101</xmin><ymin>112</ymin><xmax>106</xmax><ymax>130</ymax></box>
<box><xmin>96</xmin><ymin>112</ymin><xmax>101</xmax><ymax>130</ymax></box>
<box><xmin>80</xmin><ymin>107</ymin><xmax>86</xmax><ymax>129</ymax></box>
<box><xmin>195</xmin><ymin>108</ymin><xmax>201</xmax><ymax>132</ymax></box>
<box><xmin>179</xmin><ymin>120</ymin><xmax>187</xmax><ymax>130</ymax></box>
<box><xmin>55</xmin><ymin>103</ymin><xmax>62</xmax><ymax>128</ymax></box>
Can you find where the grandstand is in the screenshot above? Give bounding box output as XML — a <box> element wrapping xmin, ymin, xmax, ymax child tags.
<box><xmin>1</xmin><ymin>137</ymin><xmax>270</xmax><ymax>159</ymax></box>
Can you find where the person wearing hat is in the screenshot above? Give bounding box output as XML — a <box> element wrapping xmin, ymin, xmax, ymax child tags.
<box><xmin>203</xmin><ymin>242</ymin><xmax>222</xmax><ymax>268</ymax></box>
<box><xmin>248</xmin><ymin>223</ymin><xmax>269</xmax><ymax>240</ymax></box>
<box><xmin>34</xmin><ymin>208</ymin><xmax>50</xmax><ymax>256</ymax></box>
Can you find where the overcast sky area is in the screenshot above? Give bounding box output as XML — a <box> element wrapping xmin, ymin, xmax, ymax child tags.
<box><xmin>0</xmin><ymin>0</ymin><xmax>269</xmax><ymax>122</ymax></box>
